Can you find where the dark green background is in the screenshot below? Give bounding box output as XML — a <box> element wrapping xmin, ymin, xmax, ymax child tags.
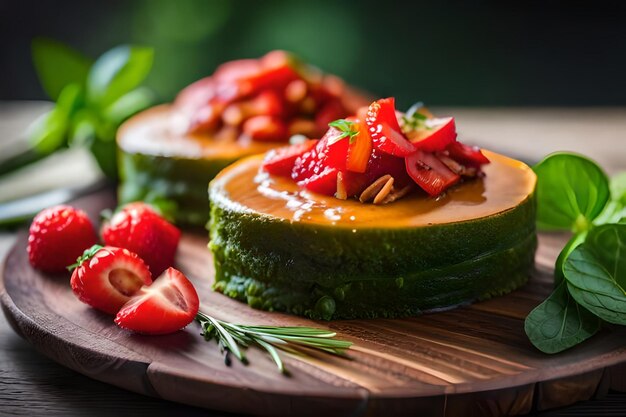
<box><xmin>2</xmin><ymin>0</ymin><xmax>626</xmax><ymax>108</ymax></box>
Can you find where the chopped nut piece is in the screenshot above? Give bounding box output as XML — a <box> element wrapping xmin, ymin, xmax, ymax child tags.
<box><xmin>359</xmin><ymin>175</ymin><xmax>392</xmax><ymax>203</ymax></box>
<box><xmin>373</xmin><ymin>177</ymin><xmax>395</xmax><ymax>204</ymax></box>
<box><xmin>381</xmin><ymin>184</ymin><xmax>413</xmax><ymax>204</ymax></box>
<box><xmin>335</xmin><ymin>172</ymin><xmax>348</xmax><ymax>200</ymax></box>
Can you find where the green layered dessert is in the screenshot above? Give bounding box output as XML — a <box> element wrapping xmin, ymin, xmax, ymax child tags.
<box><xmin>117</xmin><ymin>51</ymin><xmax>368</xmax><ymax>226</ymax></box>
<box><xmin>208</xmin><ymin>98</ymin><xmax>537</xmax><ymax>319</ymax></box>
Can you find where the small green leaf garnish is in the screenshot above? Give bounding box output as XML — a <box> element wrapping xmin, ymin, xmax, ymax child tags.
<box><xmin>67</xmin><ymin>244</ymin><xmax>103</xmax><ymax>271</ymax></box>
<box><xmin>401</xmin><ymin>101</ymin><xmax>431</xmax><ymax>132</ymax></box>
<box><xmin>196</xmin><ymin>311</ymin><xmax>352</xmax><ymax>374</ymax></box>
<box><xmin>327</xmin><ymin>119</ymin><xmax>359</xmax><ymax>145</ymax></box>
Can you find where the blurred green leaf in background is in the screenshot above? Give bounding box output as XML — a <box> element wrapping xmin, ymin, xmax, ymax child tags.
<box><xmin>1</xmin><ymin>39</ymin><xmax>156</xmax><ymax>179</ymax></box>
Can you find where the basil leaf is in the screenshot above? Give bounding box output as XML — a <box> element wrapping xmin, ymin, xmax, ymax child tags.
<box><xmin>611</xmin><ymin>172</ymin><xmax>626</xmax><ymax>206</ymax></box>
<box><xmin>27</xmin><ymin>84</ymin><xmax>82</xmax><ymax>154</ymax></box>
<box><xmin>524</xmin><ymin>281</ymin><xmax>600</xmax><ymax>354</ymax></box>
<box><xmin>533</xmin><ymin>153</ymin><xmax>610</xmax><ymax>232</ymax></box>
<box><xmin>555</xmin><ymin>232</ymin><xmax>586</xmax><ymax>286</ymax></box>
<box><xmin>564</xmin><ymin>224</ymin><xmax>626</xmax><ymax>325</ymax></box>
<box><xmin>103</xmin><ymin>87</ymin><xmax>155</xmax><ymax>124</ymax></box>
<box><xmin>27</xmin><ymin>108</ymin><xmax>68</xmax><ymax>155</ymax></box>
<box><xmin>31</xmin><ymin>38</ymin><xmax>92</xmax><ymax>100</ymax></box>
<box><xmin>87</xmin><ymin>45</ymin><xmax>154</xmax><ymax>108</ymax></box>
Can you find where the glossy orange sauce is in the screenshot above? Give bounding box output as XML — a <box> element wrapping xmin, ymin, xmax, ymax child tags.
<box><xmin>210</xmin><ymin>151</ymin><xmax>536</xmax><ymax>229</ymax></box>
<box><xmin>117</xmin><ymin>105</ymin><xmax>278</xmax><ymax>159</ymax></box>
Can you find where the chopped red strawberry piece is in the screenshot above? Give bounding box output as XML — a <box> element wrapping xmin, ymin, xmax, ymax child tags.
<box><xmin>407</xmin><ymin>116</ymin><xmax>457</xmax><ymax>152</ymax></box>
<box><xmin>115</xmin><ymin>268</ymin><xmax>199</xmax><ymax>335</ymax></box>
<box><xmin>367</xmin><ymin>148</ymin><xmax>413</xmax><ymax>188</ymax></box>
<box><xmin>262</xmin><ymin>140</ymin><xmax>317</xmax><ymax>176</ymax></box>
<box><xmin>446</xmin><ymin>141</ymin><xmax>490</xmax><ymax>166</ymax></box>
<box><xmin>297</xmin><ymin>166</ymin><xmax>339</xmax><ymax>195</ymax></box>
<box><xmin>242</xmin><ymin>116</ymin><xmax>288</xmax><ymax>141</ymax></box>
<box><xmin>317</xmin><ymin>127</ymin><xmax>350</xmax><ymax>170</ymax></box>
<box><xmin>315</xmin><ymin>100</ymin><xmax>347</xmax><ymax>136</ymax></box>
<box><xmin>27</xmin><ymin>205</ymin><xmax>97</xmax><ymax>273</ymax></box>
<box><xmin>70</xmin><ymin>245</ymin><xmax>153</xmax><ymax>315</ymax></box>
<box><xmin>101</xmin><ymin>202</ymin><xmax>181</xmax><ymax>277</ymax></box>
<box><xmin>405</xmin><ymin>151</ymin><xmax>460</xmax><ymax>196</ymax></box>
<box><xmin>365</xmin><ymin>98</ymin><xmax>415</xmax><ymax>157</ymax></box>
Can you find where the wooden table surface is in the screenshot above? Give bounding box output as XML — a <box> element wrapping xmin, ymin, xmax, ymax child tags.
<box><xmin>1</xmin><ymin>101</ymin><xmax>625</xmax><ymax>417</ymax></box>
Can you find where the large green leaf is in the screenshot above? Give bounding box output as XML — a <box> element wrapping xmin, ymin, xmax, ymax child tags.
<box><xmin>31</xmin><ymin>38</ymin><xmax>92</xmax><ymax>100</ymax></box>
<box><xmin>87</xmin><ymin>45</ymin><xmax>154</xmax><ymax>108</ymax></box>
<box><xmin>533</xmin><ymin>153</ymin><xmax>610</xmax><ymax>232</ymax></box>
<box><xmin>564</xmin><ymin>224</ymin><xmax>626</xmax><ymax>325</ymax></box>
<box><xmin>524</xmin><ymin>281</ymin><xmax>601</xmax><ymax>354</ymax></box>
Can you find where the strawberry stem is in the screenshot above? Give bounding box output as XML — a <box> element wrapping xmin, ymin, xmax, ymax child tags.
<box><xmin>67</xmin><ymin>244</ymin><xmax>103</xmax><ymax>271</ymax></box>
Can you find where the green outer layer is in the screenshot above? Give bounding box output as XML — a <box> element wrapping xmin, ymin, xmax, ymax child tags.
<box><xmin>118</xmin><ymin>150</ymin><xmax>235</xmax><ymax>227</ymax></box>
<box><xmin>209</xmin><ymin>188</ymin><xmax>537</xmax><ymax>320</ymax></box>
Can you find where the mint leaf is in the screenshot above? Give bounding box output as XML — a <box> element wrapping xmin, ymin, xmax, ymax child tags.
<box><xmin>31</xmin><ymin>38</ymin><xmax>92</xmax><ymax>100</ymax></box>
<box><xmin>525</xmin><ymin>281</ymin><xmax>600</xmax><ymax>354</ymax></box>
<box><xmin>327</xmin><ymin>119</ymin><xmax>359</xmax><ymax>144</ymax></box>
<box><xmin>564</xmin><ymin>224</ymin><xmax>626</xmax><ymax>325</ymax></box>
<box><xmin>87</xmin><ymin>45</ymin><xmax>154</xmax><ymax>108</ymax></box>
<box><xmin>533</xmin><ymin>153</ymin><xmax>610</xmax><ymax>233</ymax></box>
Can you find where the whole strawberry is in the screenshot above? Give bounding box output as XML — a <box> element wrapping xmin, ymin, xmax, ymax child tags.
<box><xmin>101</xmin><ymin>202</ymin><xmax>181</xmax><ymax>276</ymax></box>
<box><xmin>28</xmin><ymin>205</ymin><xmax>98</xmax><ymax>273</ymax></box>
<box><xmin>70</xmin><ymin>245</ymin><xmax>152</xmax><ymax>314</ymax></box>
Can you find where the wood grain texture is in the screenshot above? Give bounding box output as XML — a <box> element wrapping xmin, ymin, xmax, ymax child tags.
<box><xmin>2</xmin><ymin>189</ymin><xmax>626</xmax><ymax>417</ymax></box>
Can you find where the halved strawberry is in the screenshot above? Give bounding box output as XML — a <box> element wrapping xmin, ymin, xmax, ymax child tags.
<box><xmin>101</xmin><ymin>202</ymin><xmax>181</xmax><ymax>277</ymax></box>
<box><xmin>405</xmin><ymin>151</ymin><xmax>460</xmax><ymax>196</ymax></box>
<box><xmin>70</xmin><ymin>245</ymin><xmax>152</xmax><ymax>315</ymax></box>
<box><xmin>115</xmin><ymin>268</ymin><xmax>199</xmax><ymax>335</ymax></box>
<box><xmin>262</xmin><ymin>139</ymin><xmax>317</xmax><ymax>176</ymax></box>
<box><xmin>365</xmin><ymin>98</ymin><xmax>415</xmax><ymax>157</ymax></box>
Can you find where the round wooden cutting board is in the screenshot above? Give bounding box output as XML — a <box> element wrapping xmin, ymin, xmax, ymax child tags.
<box><xmin>2</xmin><ymin>190</ymin><xmax>626</xmax><ymax>417</ymax></box>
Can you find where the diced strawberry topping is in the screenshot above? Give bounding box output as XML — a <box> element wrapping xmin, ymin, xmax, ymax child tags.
<box><xmin>446</xmin><ymin>141</ymin><xmax>490</xmax><ymax>166</ymax></box>
<box><xmin>262</xmin><ymin>140</ymin><xmax>317</xmax><ymax>177</ymax></box>
<box><xmin>261</xmin><ymin>96</ymin><xmax>489</xmax><ymax>200</ymax></box>
<box><xmin>405</xmin><ymin>151</ymin><xmax>460</xmax><ymax>196</ymax></box>
<box><xmin>365</xmin><ymin>98</ymin><xmax>416</xmax><ymax>157</ymax></box>
<box><xmin>407</xmin><ymin>116</ymin><xmax>457</xmax><ymax>152</ymax></box>
<box><xmin>177</xmin><ymin>51</ymin><xmax>366</xmax><ymax>142</ymax></box>
<box><xmin>297</xmin><ymin>166</ymin><xmax>339</xmax><ymax>195</ymax></box>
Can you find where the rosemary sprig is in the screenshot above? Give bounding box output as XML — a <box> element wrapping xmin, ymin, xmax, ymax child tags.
<box><xmin>195</xmin><ymin>311</ymin><xmax>352</xmax><ymax>374</ymax></box>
